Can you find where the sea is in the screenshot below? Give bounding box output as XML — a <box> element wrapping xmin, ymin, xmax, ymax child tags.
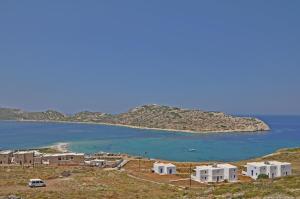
<box><xmin>0</xmin><ymin>115</ymin><xmax>299</xmax><ymax>162</ymax></box>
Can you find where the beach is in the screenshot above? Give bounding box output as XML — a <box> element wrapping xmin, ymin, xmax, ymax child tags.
<box><xmin>48</xmin><ymin>142</ymin><xmax>69</xmax><ymax>153</ymax></box>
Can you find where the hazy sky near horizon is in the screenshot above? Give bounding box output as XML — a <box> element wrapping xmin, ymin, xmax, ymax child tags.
<box><xmin>0</xmin><ymin>1</ymin><xmax>300</xmax><ymax>115</ymax></box>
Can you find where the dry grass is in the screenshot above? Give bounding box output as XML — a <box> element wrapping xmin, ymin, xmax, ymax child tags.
<box><xmin>0</xmin><ymin>166</ymin><xmax>186</xmax><ymax>199</ymax></box>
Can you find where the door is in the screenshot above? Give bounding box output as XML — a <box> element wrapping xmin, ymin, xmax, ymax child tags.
<box><xmin>217</xmin><ymin>176</ymin><xmax>219</xmax><ymax>182</ymax></box>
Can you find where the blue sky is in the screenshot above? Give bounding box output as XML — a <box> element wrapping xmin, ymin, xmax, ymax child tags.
<box><xmin>0</xmin><ymin>1</ymin><xmax>299</xmax><ymax>115</ymax></box>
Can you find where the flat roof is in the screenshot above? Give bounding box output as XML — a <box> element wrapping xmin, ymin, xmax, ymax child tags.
<box><xmin>91</xmin><ymin>159</ymin><xmax>106</xmax><ymax>162</ymax></box>
<box><xmin>195</xmin><ymin>165</ymin><xmax>223</xmax><ymax>170</ymax></box>
<box><xmin>246</xmin><ymin>161</ymin><xmax>291</xmax><ymax>167</ymax></box>
<box><xmin>267</xmin><ymin>161</ymin><xmax>291</xmax><ymax>165</ymax></box>
<box><xmin>246</xmin><ymin>162</ymin><xmax>267</xmax><ymax>166</ymax></box>
<box><xmin>0</xmin><ymin>150</ymin><xmax>13</xmax><ymax>155</ymax></box>
<box><xmin>154</xmin><ymin>162</ymin><xmax>176</xmax><ymax>167</ymax></box>
<box><xmin>43</xmin><ymin>153</ymin><xmax>84</xmax><ymax>157</ymax></box>
<box><xmin>217</xmin><ymin>163</ymin><xmax>237</xmax><ymax>169</ymax></box>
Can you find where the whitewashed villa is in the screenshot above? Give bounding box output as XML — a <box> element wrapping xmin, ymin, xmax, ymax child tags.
<box><xmin>244</xmin><ymin>161</ymin><xmax>292</xmax><ymax>179</ymax></box>
<box><xmin>153</xmin><ymin>162</ymin><xmax>176</xmax><ymax>175</ymax></box>
<box><xmin>191</xmin><ymin>163</ymin><xmax>238</xmax><ymax>183</ymax></box>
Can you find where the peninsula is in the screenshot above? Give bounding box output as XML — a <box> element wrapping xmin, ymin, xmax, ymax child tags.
<box><xmin>0</xmin><ymin>104</ymin><xmax>270</xmax><ymax>133</ymax></box>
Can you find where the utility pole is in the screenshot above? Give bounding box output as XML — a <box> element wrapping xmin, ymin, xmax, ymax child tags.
<box><xmin>138</xmin><ymin>154</ymin><xmax>141</xmax><ymax>172</ymax></box>
<box><xmin>189</xmin><ymin>163</ymin><xmax>192</xmax><ymax>188</ymax></box>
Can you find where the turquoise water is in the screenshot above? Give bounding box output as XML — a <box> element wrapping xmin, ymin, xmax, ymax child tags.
<box><xmin>0</xmin><ymin>115</ymin><xmax>300</xmax><ymax>162</ymax></box>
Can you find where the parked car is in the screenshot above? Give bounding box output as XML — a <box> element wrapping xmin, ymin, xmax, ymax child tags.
<box><xmin>28</xmin><ymin>179</ymin><xmax>46</xmax><ymax>188</ymax></box>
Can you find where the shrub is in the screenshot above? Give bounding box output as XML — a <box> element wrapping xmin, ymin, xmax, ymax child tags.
<box><xmin>257</xmin><ymin>174</ymin><xmax>269</xmax><ymax>180</ymax></box>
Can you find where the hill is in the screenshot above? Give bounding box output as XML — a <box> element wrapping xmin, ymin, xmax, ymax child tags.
<box><xmin>0</xmin><ymin>104</ymin><xmax>270</xmax><ymax>133</ymax></box>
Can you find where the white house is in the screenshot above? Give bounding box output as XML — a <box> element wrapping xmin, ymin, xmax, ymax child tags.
<box><xmin>218</xmin><ymin>163</ymin><xmax>238</xmax><ymax>182</ymax></box>
<box><xmin>153</xmin><ymin>162</ymin><xmax>176</xmax><ymax>175</ymax></box>
<box><xmin>244</xmin><ymin>161</ymin><xmax>292</xmax><ymax>180</ymax></box>
<box><xmin>269</xmin><ymin>161</ymin><xmax>292</xmax><ymax>177</ymax></box>
<box><xmin>85</xmin><ymin>159</ymin><xmax>106</xmax><ymax>167</ymax></box>
<box><xmin>191</xmin><ymin>163</ymin><xmax>238</xmax><ymax>183</ymax></box>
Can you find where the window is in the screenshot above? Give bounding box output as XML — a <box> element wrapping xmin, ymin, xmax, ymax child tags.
<box><xmin>233</xmin><ymin>175</ymin><xmax>236</xmax><ymax>179</ymax></box>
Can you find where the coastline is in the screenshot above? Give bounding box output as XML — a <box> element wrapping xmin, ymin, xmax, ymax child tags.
<box><xmin>2</xmin><ymin>119</ymin><xmax>270</xmax><ymax>134</ymax></box>
<box><xmin>48</xmin><ymin>142</ymin><xmax>70</xmax><ymax>153</ymax></box>
<box><xmin>44</xmin><ymin>142</ymin><xmax>299</xmax><ymax>164</ymax></box>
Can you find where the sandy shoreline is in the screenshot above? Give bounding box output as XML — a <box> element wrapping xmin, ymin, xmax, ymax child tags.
<box><xmin>6</xmin><ymin>119</ymin><xmax>268</xmax><ymax>134</ymax></box>
<box><xmin>48</xmin><ymin>142</ymin><xmax>70</xmax><ymax>153</ymax></box>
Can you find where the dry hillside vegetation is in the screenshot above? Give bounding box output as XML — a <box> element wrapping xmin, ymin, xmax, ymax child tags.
<box><xmin>0</xmin><ymin>104</ymin><xmax>270</xmax><ymax>133</ymax></box>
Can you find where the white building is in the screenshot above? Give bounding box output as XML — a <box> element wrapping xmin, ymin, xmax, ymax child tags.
<box><xmin>244</xmin><ymin>161</ymin><xmax>292</xmax><ymax>180</ymax></box>
<box><xmin>85</xmin><ymin>159</ymin><xmax>106</xmax><ymax>167</ymax></box>
<box><xmin>218</xmin><ymin>163</ymin><xmax>238</xmax><ymax>182</ymax></box>
<box><xmin>0</xmin><ymin>150</ymin><xmax>13</xmax><ymax>165</ymax></box>
<box><xmin>153</xmin><ymin>162</ymin><xmax>176</xmax><ymax>175</ymax></box>
<box><xmin>269</xmin><ymin>161</ymin><xmax>292</xmax><ymax>177</ymax></box>
<box><xmin>191</xmin><ymin>164</ymin><xmax>238</xmax><ymax>183</ymax></box>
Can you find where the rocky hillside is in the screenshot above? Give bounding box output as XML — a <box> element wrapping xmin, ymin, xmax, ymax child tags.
<box><xmin>0</xmin><ymin>108</ymin><xmax>24</xmax><ymax>120</ymax></box>
<box><xmin>0</xmin><ymin>105</ymin><xmax>270</xmax><ymax>133</ymax></box>
<box><xmin>0</xmin><ymin>108</ymin><xmax>66</xmax><ymax>121</ymax></box>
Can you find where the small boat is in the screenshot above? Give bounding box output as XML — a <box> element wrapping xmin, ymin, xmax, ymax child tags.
<box><xmin>188</xmin><ymin>148</ymin><xmax>197</xmax><ymax>152</ymax></box>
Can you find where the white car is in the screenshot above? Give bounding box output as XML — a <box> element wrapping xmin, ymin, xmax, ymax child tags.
<box><xmin>28</xmin><ymin>179</ymin><xmax>46</xmax><ymax>188</ymax></box>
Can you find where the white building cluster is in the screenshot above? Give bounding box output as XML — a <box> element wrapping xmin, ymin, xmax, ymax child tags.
<box><xmin>152</xmin><ymin>160</ymin><xmax>292</xmax><ymax>183</ymax></box>
<box><xmin>0</xmin><ymin>150</ymin><xmax>84</xmax><ymax>166</ymax></box>
<box><xmin>244</xmin><ymin>161</ymin><xmax>292</xmax><ymax>179</ymax></box>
